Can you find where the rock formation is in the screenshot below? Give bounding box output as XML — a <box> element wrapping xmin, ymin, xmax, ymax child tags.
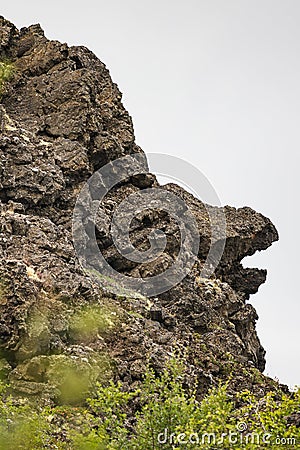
<box><xmin>0</xmin><ymin>17</ymin><xmax>282</xmax><ymax>401</ymax></box>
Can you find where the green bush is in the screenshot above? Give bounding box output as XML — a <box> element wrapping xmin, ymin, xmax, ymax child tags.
<box><xmin>0</xmin><ymin>383</ymin><xmax>50</xmax><ymax>450</ymax></box>
<box><xmin>72</xmin><ymin>357</ymin><xmax>299</xmax><ymax>449</ymax></box>
<box><xmin>0</xmin><ymin>357</ymin><xmax>298</xmax><ymax>449</ymax></box>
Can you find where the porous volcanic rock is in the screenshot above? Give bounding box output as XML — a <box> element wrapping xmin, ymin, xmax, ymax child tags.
<box><xmin>0</xmin><ymin>16</ymin><xmax>282</xmax><ymax>400</ymax></box>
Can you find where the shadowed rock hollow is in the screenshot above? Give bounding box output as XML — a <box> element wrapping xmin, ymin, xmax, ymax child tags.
<box><xmin>0</xmin><ymin>17</ymin><xmax>281</xmax><ymax>400</ymax></box>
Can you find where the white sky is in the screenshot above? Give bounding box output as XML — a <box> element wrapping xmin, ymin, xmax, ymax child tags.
<box><xmin>2</xmin><ymin>1</ymin><xmax>299</xmax><ymax>388</ymax></box>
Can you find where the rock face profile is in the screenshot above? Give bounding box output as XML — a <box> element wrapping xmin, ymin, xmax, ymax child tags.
<box><xmin>0</xmin><ymin>16</ymin><xmax>281</xmax><ymax>399</ymax></box>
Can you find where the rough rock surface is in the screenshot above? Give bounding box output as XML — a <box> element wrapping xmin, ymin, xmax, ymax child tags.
<box><xmin>0</xmin><ymin>17</ymin><xmax>282</xmax><ymax>400</ymax></box>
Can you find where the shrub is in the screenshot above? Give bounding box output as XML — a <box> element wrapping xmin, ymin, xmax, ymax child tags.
<box><xmin>0</xmin><ymin>382</ymin><xmax>50</xmax><ymax>450</ymax></box>
<box><xmin>0</xmin><ymin>357</ymin><xmax>299</xmax><ymax>449</ymax></box>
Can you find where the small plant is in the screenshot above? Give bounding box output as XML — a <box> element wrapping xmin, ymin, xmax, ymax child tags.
<box><xmin>0</xmin><ymin>60</ymin><xmax>13</xmax><ymax>97</ymax></box>
<box><xmin>0</xmin><ymin>381</ymin><xmax>50</xmax><ymax>450</ymax></box>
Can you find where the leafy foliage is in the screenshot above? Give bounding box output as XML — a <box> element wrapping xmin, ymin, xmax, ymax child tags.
<box><xmin>0</xmin><ymin>357</ymin><xmax>298</xmax><ymax>449</ymax></box>
<box><xmin>0</xmin><ymin>384</ymin><xmax>50</xmax><ymax>449</ymax></box>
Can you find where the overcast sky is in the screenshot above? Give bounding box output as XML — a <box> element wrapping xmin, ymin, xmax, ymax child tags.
<box><xmin>2</xmin><ymin>1</ymin><xmax>299</xmax><ymax>388</ymax></box>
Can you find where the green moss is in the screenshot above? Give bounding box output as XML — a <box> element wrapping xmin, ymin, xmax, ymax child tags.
<box><xmin>0</xmin><ymin>61</ymin><xmax>14</xmax><ymax>97</ymax></box>
<box><xmin>69</xmin><ymin>304</ymin><xmax>118</xmax><ymax>343</ymax></box>
<box><xmin>127</xmin><ymin>310</ymin><xmax>144</xmax><ymax>319</ymax></box>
